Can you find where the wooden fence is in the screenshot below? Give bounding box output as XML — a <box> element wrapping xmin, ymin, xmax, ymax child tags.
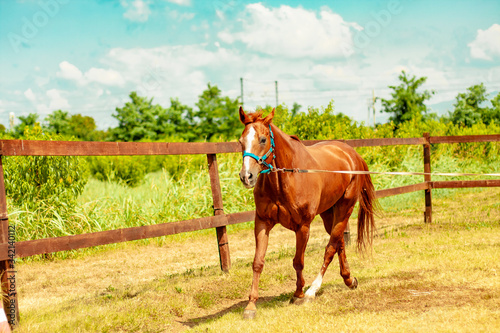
<box><xmin>1</xmin><ymin>133</ymin><xmax>500</xmax><ymax>328</ymax></box>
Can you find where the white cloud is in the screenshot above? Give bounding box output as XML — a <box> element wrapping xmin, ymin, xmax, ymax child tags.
<box><xmin>167</xmin><ymin>9</ymin><xmax>195</xmax><ymax>21</ymax></box>
<box><xmin>24</xmin><ymin>88</ymin><xmax>37</xmax><ymax>103</ymax></box>
<box><xmin>56</xmin><ymin>61</ymin><xmax>84</xmax><ymax>82</ymax></box>
<box><xmin>468</xmin><ymin>23</ymin><xmax>500</xmax><ymax>61</ymax></box>
<box><xmin>121</xmin><ymin>0</ymin><xmax>151</xmax><ymax>22</ymax></box>
<box><xmin>84</xmin><ymin>68</ymin><xmax>125</xmax><ymax>86</ymax></box>
<box><xmin>166</xmin><ymin>0</ymin><xmax>191</xmax><ymax>6</ymax></box>
<box><xmin>57</xmin><ymin>61</ymin><xmax>125</xmax><ymax>87</ymax></box>
<box><xmin>218</xmin><ymin>3</ymin><xmax>358</xmax><ymax>59</ymax></box>
<box><xmin>103</xmin><ymin>45</ymin><xmax>235</xmax><ymax>104</ymax></box>
<box><xmin>46</xmin><ymin>89</ymin><xmax>70</xmax><ymax>110</ymax></box>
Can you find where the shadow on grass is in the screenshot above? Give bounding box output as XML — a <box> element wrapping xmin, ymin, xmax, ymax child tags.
<box><xmin>178</xmin><ymin>283</ymin><xmax>350</xmax><ymax>330</ymax></box>
<box><xmin>178</xmin><ymin>292</ymin><xmax>294</xmax><ymax>329</ymax></box>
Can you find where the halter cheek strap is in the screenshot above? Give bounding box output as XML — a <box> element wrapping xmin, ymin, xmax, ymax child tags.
<box><xmin>243</xmin><ymin>125</ymin><xmax>276</xmax><ymax>174</ymax></box>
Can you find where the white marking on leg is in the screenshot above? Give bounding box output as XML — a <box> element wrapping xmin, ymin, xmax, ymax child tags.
<box><xmin>243</xmin><ymin>126</ymin><xmax>256</xmax><ymax>173</ymax></box>
<box><xmin>305</xmin><ymin>273</ymin><xmax>323</xmax><ymax>297</ymax></box>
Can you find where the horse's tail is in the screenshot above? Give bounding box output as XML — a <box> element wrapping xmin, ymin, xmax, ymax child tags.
<box><xmin>356</xmin><ymin>159</ymin><xmax>379</xmax><ymax>253</ymax></box>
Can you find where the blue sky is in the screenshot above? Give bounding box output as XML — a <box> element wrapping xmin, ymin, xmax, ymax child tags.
<box><xmin>1</xmin><ymin>0</ymin><xmax>500</xmax><ymax>130</ymax></box>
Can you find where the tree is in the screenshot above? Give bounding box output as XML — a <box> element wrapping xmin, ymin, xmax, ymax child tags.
<box><xmin>448</xmin><ymin>84</ymin><xmax>500</xmax><ymax>126</ymax></box>
<box><xmin>291</xmin><ymin>102</ymin><xmax>302</xmax><ymax>117</ymax></box>
<box><xmin>193</xmin><ymin>83</ymin><xmax>240</xmax><ymax>141</ymax></box>
<box><xmin>381</xmin><ymin>71</ymin><xmax>435</xmax><ymax>125</ymax></box>
<box><xmin>110</xmin><ymin>92</ymin><xmax>165</xmax><ymax>142</ymax></box>
<box><xmin>111</xmin><ymin>85</ymin><xmax>240</xmax><ymax>142</ymax></box>
<box><xmin>45</xmin><ymin>110</ymin><xmax>100</xmax><ymax>141</ymax></box>
<box><xmin>68</xmin><ymin>114</ymin><xmax>98</xmax><ymax>141</ymax></box>
<box><xmin>45</xmin><ymin>110</ymin><xmax>71</xmax><ymax>135</ymax></box>
<box><xmin>491</xmin><ymin>93</ymin><xmax>500</xmax><ymax>122</ymax></box>
<box><xmin>14</xmin><ymin>113</ymin><xmax>39</xmax><ymax>137</ymax></box>
<box><xmin>158</xmin><ymin>98</ymin><xmax>194</xmax><ymax>141</ymax></box>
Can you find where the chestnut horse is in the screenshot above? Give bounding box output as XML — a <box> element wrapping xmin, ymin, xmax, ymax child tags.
<box><xmin>238</xmin><ymin>107</ymin><xmax>377</xmax><ymax>319</ymax></box>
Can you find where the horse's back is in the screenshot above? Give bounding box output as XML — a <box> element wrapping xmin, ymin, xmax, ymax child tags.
<box><xmin>305</xmin><ymin>140</ymin><xmax>362</xmax><ymax>171</ymax></box>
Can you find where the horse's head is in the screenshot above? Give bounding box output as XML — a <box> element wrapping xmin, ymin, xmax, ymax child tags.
<box><xmin>238</xmin><ymin>106</ymin><xmax>275</xmax><ymax>188</ymax></box>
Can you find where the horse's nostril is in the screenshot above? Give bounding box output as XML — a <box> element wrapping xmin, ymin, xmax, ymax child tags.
<box><xmin>248</xmin><ymin>173</ymin><xmax>253</xmax><ymax>179</ymax></box>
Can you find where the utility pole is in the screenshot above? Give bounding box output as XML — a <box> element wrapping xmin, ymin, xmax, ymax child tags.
<box><xmin>240</xmin><ymin>78</ymin><xmax>244</xmax><ymax>108</ymax></box>
<box><xmin>9</xmin><ymin>113</ymin><xmax>14</xmax><ymax>132</ymax></box>
<box><xmin>372</xmin><ymin>89</ymin><xmax>376</xmax><ymax>127</ymax></box>
<box><xmin>366</xmin><ymin>97</ymin><xmax>372</xmax><ymax>125</ymax></box>
<box><xmin>275</xmin><ymin>80</ymin><xmax>278</xmax><ymax>107</ymax></box>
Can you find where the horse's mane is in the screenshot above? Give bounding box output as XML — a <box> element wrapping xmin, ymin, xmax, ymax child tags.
<box><xmin>246</xmin><ymin>110</ymin><xmax>301</xmax><ymax>142</ymax></box>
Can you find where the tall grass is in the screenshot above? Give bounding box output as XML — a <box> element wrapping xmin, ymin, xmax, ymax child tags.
<box><xmin>9</xmin><ymin>153</ymin><xmax>254</xmax><ymax>244</ymax></box>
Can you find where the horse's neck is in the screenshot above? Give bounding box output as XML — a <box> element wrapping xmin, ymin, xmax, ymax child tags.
<box><xmin>263</xmin><ymin>124</ymin><xmax>309</xmax><ymax>199</ymax></box>
<box><xmin>271</xmin><ymin>124</ymin><xmax>308</xmax><ymax>169</ymax></box>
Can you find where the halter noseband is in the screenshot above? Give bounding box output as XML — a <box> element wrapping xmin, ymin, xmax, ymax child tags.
<box><xmin>243</xmin><ymin>125</ymin><xmax>276</xmax><ymax>174</ymax></box>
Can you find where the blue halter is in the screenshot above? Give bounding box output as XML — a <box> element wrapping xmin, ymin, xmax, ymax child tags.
<box><xmin>243</xmin><ymin>125</ymin><xmax>276</xmax><ymax>174</ymax></box>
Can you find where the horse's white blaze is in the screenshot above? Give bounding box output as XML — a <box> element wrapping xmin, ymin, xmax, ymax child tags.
<box><xmin>305</xmin><ymin>274</ymin><xmax>323</xmax><ymax>297</ymax></box>
<box><xmin>243</xmin><ymin>126</ymin><xmax>256</xmax><ymax>173</ymax></box>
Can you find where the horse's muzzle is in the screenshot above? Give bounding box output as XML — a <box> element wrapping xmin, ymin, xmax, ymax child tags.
<box><xmin>239</xmin><ymin>170</ymin><xmax>257</xmax><ymax>188</ymax></box>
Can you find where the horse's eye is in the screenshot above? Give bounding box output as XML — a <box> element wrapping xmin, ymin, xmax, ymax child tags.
<box><xmin>259</xmin><ymin>137</ymin><xmax>267</xmax><ymax>145</ymax></box>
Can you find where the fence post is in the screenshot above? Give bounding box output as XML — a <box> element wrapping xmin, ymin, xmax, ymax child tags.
<box><xmin>0</xmin><ymin>156</ymin><xmax>19</xmax><ymax>329</ymax></box>
<box><xmin>423</xmin><ymin>133</ymin><xmax>432</xmax><ymax>223</ymax></box>
<box><xmin>207</xmin><ymin>154</ymin><xmax>231</xmax><ymax>272</ymax></box>
<box><xmin>343</xmin><ymin>224</ymin><xmax>350</xmax><ymax>246</ymax></box>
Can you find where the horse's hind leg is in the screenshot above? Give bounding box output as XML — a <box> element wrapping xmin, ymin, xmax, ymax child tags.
<box><xmin>305</xmin><ymin>198</ymin><xmax>357</xmax><ymax>298</ymax></box>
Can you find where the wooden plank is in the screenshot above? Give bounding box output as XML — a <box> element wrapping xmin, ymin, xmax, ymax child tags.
<box><xmin>1</xmin><ymin>135</ymin><xmax>498</xmax><ymax>157</ymax></box>
<box><xmin>1</xmin><ymin>137</ymin><xmax>429</xmax><ymax>157</ymax></box>
<box><xmin>0</xmin><ymin>140</ymin><xmax>242</xmax><ymax>156</ymax></box>
<box><xmin>0</xmin><ymin>210</ymin><xmax>255</xmax><ymax>260</ymax></box>
<box><xmin>304</xmin><ymin>137</ymin><xmax>426</xmax><ymax>147</ymax></box>
<box><xmin>429</xmin><ymin>134</ymin><xmax>500</xmax><ymax>144</ymax></box>
<box><xmin>207</xmin><ymin>154</ymin><xmax>231</xmax><ymax>272</ymax></box>
<box><xmin>375</xmin><ymin>183</ymin><xmax>429</xmax><ymax>199</ymax></box>
<box><xmin>431</xmin><ymin>180</ymin><xmax>500</xmax><ymax>189</ymax></box>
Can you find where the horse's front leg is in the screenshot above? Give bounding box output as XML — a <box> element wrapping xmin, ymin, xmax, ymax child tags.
<box><xmin>291</xmin><ymin>224</ymin><xmax>310</xmax><ymax>302</ymax></box>
<box><xmin>244</xmin><ymin>217</ymin><xmax>273</xmax><ymax>319</ymax></box>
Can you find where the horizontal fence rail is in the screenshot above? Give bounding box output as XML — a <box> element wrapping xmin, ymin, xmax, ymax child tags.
<box><xmin>0</xmin><ymin>132</ymin><xmax>499</xmax><ymax>329</ymax></box>
<box><xmin>2</xmin><ymin>134</ymin><xmax>499</xmax><ymax>157</ymax></box>
<box><xmin>0</xmin><ymin>211</ymin><xmax>255</xmax><ymax>261</ymax></box>
<box><xmin>0</xmin><ymin>136</ymin><xmax>431</xmax><ymax>156</ymax></box>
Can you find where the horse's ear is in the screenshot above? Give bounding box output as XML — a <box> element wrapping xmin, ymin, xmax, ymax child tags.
<box><xmin>239</xmin><ymin>106</ymin><xmax>248</xmax><ymax>125</ymax></box>
<box><xmin>263</xmin><ymin>108</ymin><xmax>275</xmax><ymax>125</ymax></box>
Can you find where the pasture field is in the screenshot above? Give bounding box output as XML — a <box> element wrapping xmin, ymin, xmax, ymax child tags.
<box><xmin>14</xmin><ymin>187</ymin><xmax>500</xmax><ymax>332</ymax></box>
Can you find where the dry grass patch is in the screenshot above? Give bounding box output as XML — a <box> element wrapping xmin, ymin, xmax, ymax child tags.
<box><xmin>13</xmin><ymin>188</ymin><xmax>500</xmax><ymax>332</ymax></box>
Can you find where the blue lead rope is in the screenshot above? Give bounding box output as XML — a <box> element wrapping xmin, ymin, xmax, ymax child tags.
<box><xmin>243</xmin><ymin>125</ymin><xmax>276</xmax><ymax>174</ymax></box>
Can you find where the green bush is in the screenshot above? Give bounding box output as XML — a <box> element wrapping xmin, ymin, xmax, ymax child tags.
<box><xmin>87</xmin><ymin>156</ymin><xmax>147</xmax><ymax>187</ymax></box>
<box><xmin>4</xmin><ymin>125</ymin><xmax>89</xmax><ymax>211</ymax></box>
<box><xmin>86</xmin><ymin>135</ymin><xmax>207</xmax><ymax>186</ymax></box>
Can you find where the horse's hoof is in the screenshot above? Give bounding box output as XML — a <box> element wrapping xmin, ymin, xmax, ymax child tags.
<box><xmin>243</xmin><ymin>309</ymin><xmax>256</xmax><ymax>320</ymax></box>
<box><xmin>349</xmin><ymin>277</ymin><xmax>358</xmax><ymax>290</ymax></box>
<box><xmin>291</xmin><ymin>296</ymin><xmax>314</xmax><ymax>305</ymax></box>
